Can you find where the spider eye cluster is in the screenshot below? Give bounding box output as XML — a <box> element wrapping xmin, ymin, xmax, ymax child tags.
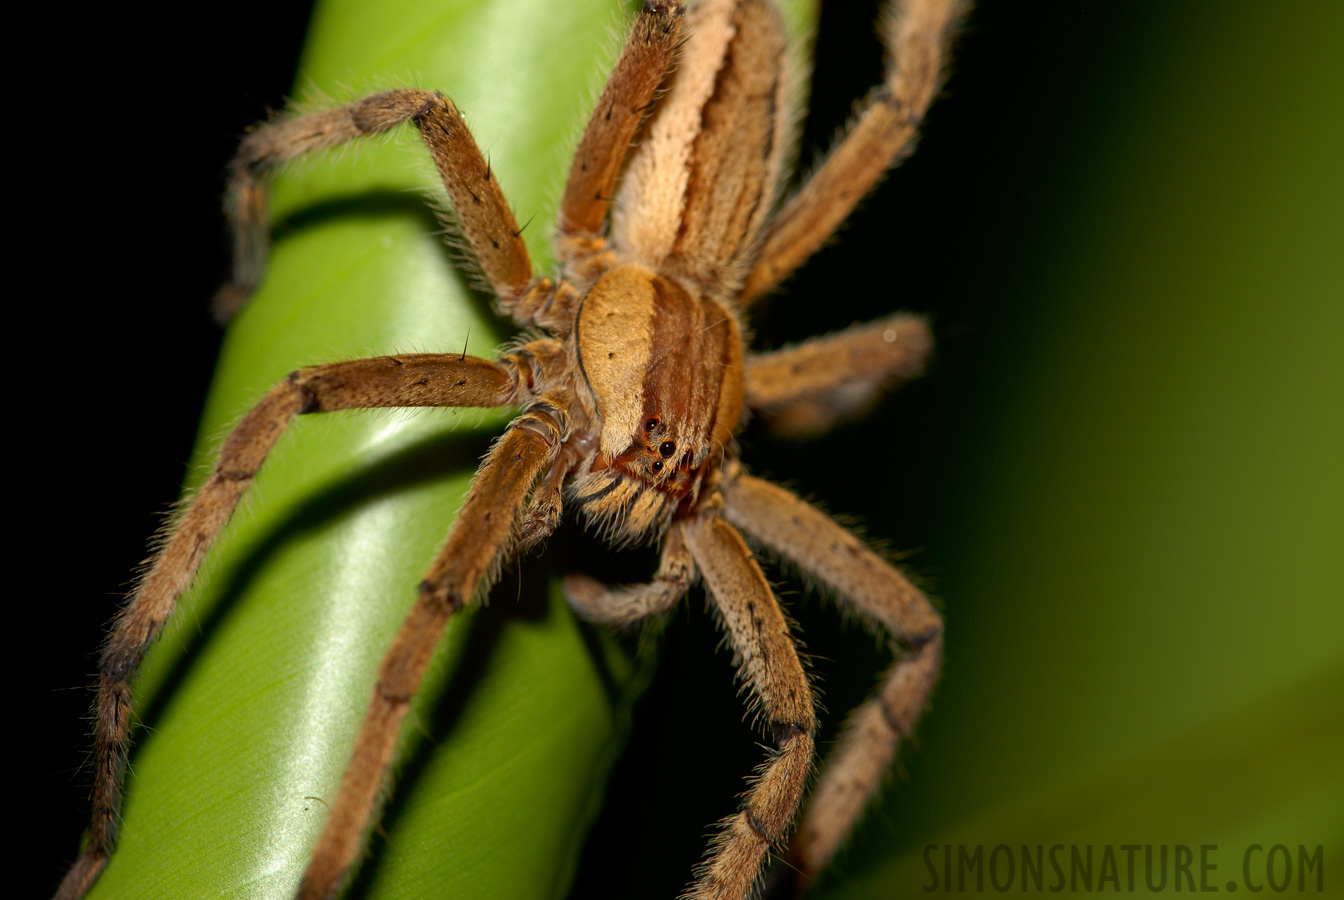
<box><xmin>639</xmin><ymin>418</ymin><xmax>679</xmax><ymax>475</ymax></box>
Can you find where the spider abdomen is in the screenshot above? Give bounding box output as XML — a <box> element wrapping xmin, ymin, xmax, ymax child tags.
<box><xmin>612</xmin><ymin>0</ymin><xmax>791</xmax><ymax>295</ymax></box>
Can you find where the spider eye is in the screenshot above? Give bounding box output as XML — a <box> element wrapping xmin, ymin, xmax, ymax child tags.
<box><xmin>659</xmin><ymin>440</ymin><xmax>676</xmax><ymax>458</ymax></box>
<box><xmin>651</xmin><ymin>460</ymin><xmax>664</xmax><ymax>473</ymax></box>
<box><xmin>645</xmin><ymin>417</ymin><xmax>660</xmax><ymax>432</ymax></box>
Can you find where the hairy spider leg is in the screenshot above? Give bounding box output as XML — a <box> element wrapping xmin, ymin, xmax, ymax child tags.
<box><xmin>564</xmin><ymin>524</ymin><xmax>697</xmax><ymax>627</ymax></box>
<box><xmin>217</xmin><ymin>89</ymin><xmax>539</xmax><ymax>319</ymax></box>
<box><xmin>682</xmin><ymin>517</ymin><xmax>816</xmax><ymax>900</ymax></box>
<box><xmin>297</xmin><ymin>400</ymin><xmax>570</xmax><ymax>899</ymax></box>
<box><xmin>549</xmin><ymin>1</ymin><xmax>688</xmax><ymax>301</ymax></box>
<box><xmin>56</xmin><ymin>353</ymin><xmax>526</xmax><ymax>900</ymax></box>
<box><xmin>744</xmin><ymin>312</ymin><xmax>934</xmax><ymax>437</ymax></box>
<box><xmin>739</xmin><ymin>0</ymin><xmax>967</xmax><ymax>304</ymax></box>
<box><xmin>722</xmin><ymin>471</ymin><xmax>943</xmax><ymax>888</ymax></box>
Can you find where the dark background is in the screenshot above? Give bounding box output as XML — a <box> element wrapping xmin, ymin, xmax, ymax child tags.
<box><xmin>31</xmin><ymin>1</ymin><xmax>1341</xmax><ymax>896</ymax></box>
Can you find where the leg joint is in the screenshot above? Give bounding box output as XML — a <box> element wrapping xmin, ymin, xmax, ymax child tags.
<box><xmin>512</xmin><ymin>399</ymin><xmax>571</xmax><ymax>446</ymax></box>
<box><xmin>901</xmin><ymin>621</ymin><xmax>943</xmax><ymax>652</ymax></box>
<box><xmin>878</xmin><ymin>695</ymin><xmax>909</xmax><ymax>738</ymax></box>
<box><xmin>350</xmin><ymin>90</ymin><xmax>440</xmax><ymax>134</ymax></box>
<box><xmin>643</xmin><ymin>1</ymin><xmax>686</xmax><ymax>17</ymax></box>
<box><xmin>285</xmin><ymin>370</ymin><xmax>321</xmax><ymax>414</ymax></box>
<box><xmin>770</xmin><ymin>719</ymin><xmax>813</xmax><ymax>747</ymax></box>
<box><xmin>374</xmin><ymin>679</ymin><xmax>416</xmax><ymax>704</ymax></box>
<box><xmin>407</xmin><ymin>91</ymin><xmax>451</xmax><ymax>127</ymax></box>
<box><xmin>100</xmin><ymin>650</ymin><xmax>141</xmax><ymax>683</ymax></box>
<box><xmin>417</xmin><ymin>580</ymin><xmax>464</xmax><ymax>614</ymax></box>
<box><xmin>876</xmin><ymin>85</ymin><xmax>922</xmax><ymax>131</ymax></box>
<box><xmin>744</xmin><ymin>810</ymin><xmax>772</xmax><ymax>845</ymax></box>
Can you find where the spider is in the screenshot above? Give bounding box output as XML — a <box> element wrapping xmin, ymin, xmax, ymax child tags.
<box><xmin>58</xmin><ymin>0</ymin><xmax>964</xmax><ymax>897</ymax></box>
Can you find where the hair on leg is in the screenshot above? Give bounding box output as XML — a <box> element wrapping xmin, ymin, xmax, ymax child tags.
<box><xmin>745</xmin><ymin>312</ymin><xmax>932</xmax><ymax>437</ymax></box>
<box><xmin>681</xmin><ymin>516</ymin><xmax>816</xmax><ymax>900</ymax></box>
<box><xmin>555</xmin><ymin>2</ymin><xmax>686</xmax><ymax>266</ymax></box>
<box><xmin>721</xmin><ymin>471</ymin><xmax>942</xmax><ymax>887</ymax></box>
<box><xmin>54</xmin><ymin>353</ymin><xmax>521</xmax><ymax>900</ymax></box>
<box><xmin>297</xmin><ymin>404</ymin><xmax>566</xmax><ymax>899</ymax></box>
<box><xmin>563</xmin><ymin>523</ymin><xmax>695</xmax><ymax>627</ymax></box>
<box><xmin>740</xmin><ymin>0</ymin><xmax>967</xmax><ymax>304</ymax></box>
<box><xmin>217</xmin><ymin>90</ymin><xmax>540</xmax><ymax>319</ymax></box>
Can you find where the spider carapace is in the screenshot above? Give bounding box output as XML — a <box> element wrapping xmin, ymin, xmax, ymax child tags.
<box><xmin>57</xmin><ymin>1</ymin><xmax>966</xmax><ymax>898</ymax></box>
<box><xmin>569</xmin><ymin>265</ymin><xmax>743</xmax><ymax>537</ymax></box>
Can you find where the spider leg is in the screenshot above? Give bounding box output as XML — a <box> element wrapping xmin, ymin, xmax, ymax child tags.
<box><xmin>562</xmin><ymin>524</ymin><xmax>695</xmax><ymax>627</ymax></box>
<box><xmin>739</xmin><ymin>0</ymin><xmax>966</xmax><ymax>304</ymax></box>
<box><xmin>745</xmin><ymin>312</ymin><xmax>932</xmax><ymax>437</ymax></box>
<box><xmin>513</xmin><ymin>447</ymin><xmax>577</xmax><ymax>555</ymax></box>
<box><xmin>681</xmin><ymin>516</ymin><xmax>816</xmax><ymax>900</ymax></box>
<box><xmin>216</xmin><ymin>89</ymin><xmax>539</xmax><ymax>319</ymax></box>
<box><xmin>720</xmin><ymin>471</ymin><xmax>942</xmax><ymax>889</ymax></box>
<box><xmin>297</xmin><ymin>406</ymin><xmax>564</xmax><ymax>900</ymax></box>
<box><xmin>510</xmin><ymin>388</ymin><xmax>595</xmax><ymax>554</ymax></box>
<box><xmin>551</xmin><ymin>1</ymin><xmax>686</xmax><ymax>290</ymax></box>
<box><xmin>55</xmin><ymin>353</ymin><xmax>522</xmax><ymax>900</ymax></box>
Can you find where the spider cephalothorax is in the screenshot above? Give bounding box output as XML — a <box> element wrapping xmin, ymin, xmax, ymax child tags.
<box><xmin>569</xmin><ymin>264</ymin><xmax>745</xmax><ymax>543</ymax></box>
<box><xmin>58</xmin><ymin>1</ymin><xmax>964</xmax><ymax>898</ymax></box>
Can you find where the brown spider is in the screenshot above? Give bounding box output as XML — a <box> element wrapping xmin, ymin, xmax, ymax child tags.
<box><xmin>58</xmin><ymin>0</ymin><xmax>964</xmax><ymax>897</ymax></box>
